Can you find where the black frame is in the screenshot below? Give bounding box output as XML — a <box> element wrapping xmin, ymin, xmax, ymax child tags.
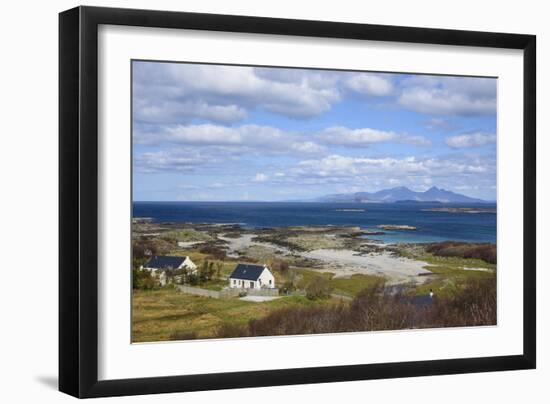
<box><xmin>59</xmin><ymin>6</ymin><xmax>536</xmax><ymax>398</ymax></box>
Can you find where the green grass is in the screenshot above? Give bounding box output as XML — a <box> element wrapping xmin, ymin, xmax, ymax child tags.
<box><xmin>398</xmin><ymin>249</ymin><xmax>496</xmax><ymax>297</ymax></box>
<box><xmin>132</xmin><ymin>288</ymin><xmax>329</xmax><ymax>342</ymax></box>
<box><xmin>330</xmin><ymin>274</ymin><xmax>384</xmax><ymax>297</ymax></box>
<box><xmin>295</xmin><ymin>268</ymin><xmax>384</xmax><ymax>297</ymax></box>
<box><xmin>164</xmin><ymin>229</ymin><xmax>212</xmax><ymax>242</ymax></box>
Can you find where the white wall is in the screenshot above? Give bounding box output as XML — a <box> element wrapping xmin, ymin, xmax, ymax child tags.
<box><xmin>259</xmin><ymin>268</ymin><xmax>275</xmax><ymax>288</ymax></box>
<box><xmin>0</xmin><ymin>0</ymin><xmax>547</xmax><ymax>402</ymax></box>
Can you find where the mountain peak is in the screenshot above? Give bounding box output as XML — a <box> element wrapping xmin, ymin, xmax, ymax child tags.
<box><xmin>317</xmin><ymin>186</ymin><xmax>487</xmax><ymax>204</ymax></box>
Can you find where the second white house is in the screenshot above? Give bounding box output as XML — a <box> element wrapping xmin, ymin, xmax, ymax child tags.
<box><xmin>228</xmin><ymin>264</ymin><xmax>275</xmax><ymax>289</ymax></box>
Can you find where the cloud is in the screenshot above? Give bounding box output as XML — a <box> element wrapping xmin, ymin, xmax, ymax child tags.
<box><xmin>134</xmin><ymin>62</ymin><xmax>342</xmax><ymax>121</ymax></box>
<box><xmin>398</xmin><ymin>76</ymin><xmax>496</xmax><ymax>116</ymax></box>
<box><xmin>345</xmin><ymin>74</ymin><xmax>394</xmax><ymax>96</ymax></box>
<box><xmin>318</xmin><ymin>126</ymin><xmax>430</xmax><ymax>147</ymax></box>
<box><xmin>133</xmin><ymin>100</ymin><xmax>247</xmax><ymax>125</ymax></box>
<box><xmin>320</xmin><ymin>126</ymin><xmax>397</xmax><ymax>145</ymax></box>
<box><xmin>253</xmin><ymin>173</ymin><xmax>268</xmax><ymax>182</ymax></box>
<box><xmin>445</xmin><ymin>132</ymin><xmax>496</xmax><ymax>148</ymax></box>
<box><xmin>134</xmin><ymin>150</ymin><xmax>208</xmax><ymax>173</ymax></box>
<box><xmin>424</xmin><ymin>118</ymin><xmax>460</xmax><ymax>132</ymax></box>
<box><xmin>292</xmin><ymin>154</ymin><xmax>493</xmax><ymax>180</ymax></box>
<box><xmin>399</xmin><ymin>135</ymin><xmax>432</xmax><ymax>146</ymax></box>
<box><xmin>135</xmin><ymin>123</ymin><xmax>327</xmax><ymax>156</ymax></box>
<box><xmin>136</xmin><ymin>123</ymin><xmax>429</xmax><ymax>154</ymax></box>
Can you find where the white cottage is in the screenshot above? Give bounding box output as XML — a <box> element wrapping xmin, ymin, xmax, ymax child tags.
<box><xmin>142</xmin><ymin>255</ymin><xmax>197</xmax><ymax>285</ymax></box>
<box><xmin>228</xmin><ymin>264</ymin><xmax>275</xmax><ymax>290</ymax></box>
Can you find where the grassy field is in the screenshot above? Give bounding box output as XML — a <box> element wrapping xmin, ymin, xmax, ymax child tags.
<box><xmin>397</xmin><ymin>246</ymin><xmax>496</xmax><ymax>297</ymax></box>
<box><xmin>132</xmin><ymin>224</ymin><xmax>497</xmax><ymax>341</ymax></box>
<box><xmin>132</xmin><ymin>288</ymin><xmax>333</xmax><ymax>342</ymax></box>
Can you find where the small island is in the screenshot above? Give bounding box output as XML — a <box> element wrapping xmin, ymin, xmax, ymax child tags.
<box><xmin>422</xmin><ymin>207</ymin><xmax>496</xmax><ymax>214</ymax></box>
<box><xmin>377</xmin><ymin>224</ymin><xmax>417</xmax><ymax>231</ymax></box>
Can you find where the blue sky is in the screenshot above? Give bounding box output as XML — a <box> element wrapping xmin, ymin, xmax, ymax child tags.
<box><xmin>132</xmin><ymin>61</ymin><xmax>497</xmax><ymax>201</ymax></box>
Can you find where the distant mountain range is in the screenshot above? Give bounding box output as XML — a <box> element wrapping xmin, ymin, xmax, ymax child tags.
<box><xmin>316</xmin><ymin>186</ymin><xmax>489</xmax><ymax>204</ymax></box>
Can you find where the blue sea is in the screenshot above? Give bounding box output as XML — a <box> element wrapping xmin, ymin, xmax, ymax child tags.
<box><xmin>133</xmin><ymin>201</ymin><xmax>496</xmax><ymax>244</ymax></box>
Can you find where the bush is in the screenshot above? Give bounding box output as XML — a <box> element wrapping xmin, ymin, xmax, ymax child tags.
<box><xmin>270</xmin><ymin>258</ymin><xmax>289</xmax><ymax>273</ymax></box>
<box><xmin>132</xmin><ymin>268</ymin><xmax>159</xmax><ymax>290</ymax></box>
<box><xmin>242</xmin><ymin>276</ymin><xmax>496</xmax><ymax>337</ymax></box>
<box><xmin>280</xmin><ymin>280</ymin><xmax>296</xmax><ymax>295</ymax></box>
<box><xmin>170</xmin><ymin>330</ymin><xmax>198</xmax><ymax>341</ymax></box>
<box><xmin>429</xmin><ymin>278</ymin><xmax>496</xmax><ymax>326</ymax></box>
<box><xmin>425</xmin><ymin>241</ymin><xmax>496</xmax><ymax>264</ymax></box>
<box><xmin>132</xmin><ymin>237</ymin><xmax>177</xmax><ymax>259</ymax></box>
<box><xmin>215</xmin><ymin>323</ymin><xmax>249</xmax><ymax>339</ymax></box>
<box><xmin>197</xmin><ymin>242</ymin><xmax>227</xmax><ymax>260</ymax></box>
<box><xmin>305</xmin><ymin>276</ymin><xmax>333</xmax><ymax>300</ymax></box>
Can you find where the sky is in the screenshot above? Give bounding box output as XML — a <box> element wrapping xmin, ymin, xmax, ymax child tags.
<box><xmin>132</xmin><ymin>61</ymin><xmax>497</xmax><ymax>202</ymax></box>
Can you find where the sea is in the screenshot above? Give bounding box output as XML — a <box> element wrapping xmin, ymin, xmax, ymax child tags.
<box><xmin>133</xmin><ymin>201</ymin><xmax>497</xmax><ymax>244</ymax></box>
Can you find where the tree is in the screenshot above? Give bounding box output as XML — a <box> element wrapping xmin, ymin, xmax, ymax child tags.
<box><xmin>215</xmin><ymin>262</ymin><xmax>223</xmax><ymax>278</ymax></box>
<box><xmin>132</xmin><ymin>268</ymin><xmax>159</xmax><ymax>290</ymax></box>
<box><xmin>305</xmin><ymin>276</ymin><xmax>333</xmax><ymax>300</ymax></box>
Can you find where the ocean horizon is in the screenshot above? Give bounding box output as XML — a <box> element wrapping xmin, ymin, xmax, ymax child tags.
<box><xmin>133</xmin><ymin>201</ymin><xmax>496</xmax><ymax>244</ymax></box>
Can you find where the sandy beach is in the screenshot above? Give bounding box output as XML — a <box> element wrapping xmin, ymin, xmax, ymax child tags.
<box><xmin>220</xmin><ymin>233</ymin><xmax>432</xmax><ymax>285</ymax></box>
<box><xmin>303</xmin><ymin>249</ymin><xmax>432</xmax><ymax>284</ymax></box>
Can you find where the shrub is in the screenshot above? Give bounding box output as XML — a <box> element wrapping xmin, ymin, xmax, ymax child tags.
<box><xmin>429</xmin><ymin>277</ymin><xmax>496</xmax><ymax>326</ymax></box>
<box><xmin>243</xmin><ymin>276</ymin><xmax>496</xmax><ymax>337</ymax></box>
<box><xmin>215</xmin><ymin>323</ymin><xmax>249</xmax><ymax>339</ymax></box>
<box><xmin>280</xmin><ymin>280</ymin><xmax>296</xmax><ymax>295</ymax></box>
<box><xmin>170</xmin><ymin>330</ymin><xmax>198</xmax><ymax>341</ymax></box>
<box><xmin>197</xmin><ymin>242</ymin><xmax>227</xmax><ymax>260</ymax></box>
<box><xmin>270</xmin><ymin>258</ymin><xmax>289</xmax><ymax>273</ymax></box>
<box><xmin>132</xmin><ymin>237</ymin><xmax>176</xmax><ymax>259</ymax></box>
<box><xmin>425</xmin><ymin>241</ymin><xmax>496</xmax><ymax>264</ymax></box>
<box><xmin>305</xmin><ymin>276</ymin><xmax>333</xmax><ymax>300</ymax></box>
<box><xmin>132</xmin><ymin>268</ymin><xmax>159</xmax><ymax>290</ymax></box>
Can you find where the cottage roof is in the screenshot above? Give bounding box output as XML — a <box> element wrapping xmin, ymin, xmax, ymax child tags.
<box><xmin>145</xmin><ymin>255</ymin><xmax>188</xmax><ymax>270</ymax></box>
<box><xmin>229</xmin><ymin>264</ymin><xmax>268</xmax><ymax>281</ymax></box>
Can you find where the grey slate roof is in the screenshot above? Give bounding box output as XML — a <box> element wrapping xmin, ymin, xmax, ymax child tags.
<box><xmin>229</xmin><ymin>264</ymin><xmax>267</xmax><ymax>281</ymax></box>
<box><xmin>145</xmin><ymin>255</ymin><xmax>187</xmax><ymax>270</ymax></box>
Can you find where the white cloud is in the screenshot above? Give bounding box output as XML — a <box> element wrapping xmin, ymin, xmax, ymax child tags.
<box><xmin>398</xmin><ymin>76</ymin><xmax>496</xmax><ymax>116</ymax></box>
<box><xmin>345</xmin><ymin>74</ymin><xmax>393</xmax><ymax>96</ymax></box>
<box><xmin>134</xmin><ymin>100</ymin><xmax>247</xmax><ymax>125</ymax></box>
<box><xmin>136</xmin><ymin>123</ymin><xmax>430</xmax><ymax>156</ymax></box>
<box><xmin>253</xmin><ymin>173</ymin><xmax>268</xmax><ymax>182</ymax></box>
<box><xmin>134</xmin><ymin>150</ymin><xmax>207</xmax><ymax>173</ymax></box>
<box><xmin>318</xmin><ymin>126</ymin><xmax>430</xmax><ymax>147</ymax></box>
<box><xmin>445</xmin><ymin>132</ymin><xmax>496</xmax><ymax>148</ymax></box>
<box><xmin>424</xmin><ymin>117</ymin><xmax>459</xmax><ymax>132</ymax></box>
<box><xmin>134</xmin><ymin>62</ymin><xmax>342</xmax><ymax>120</ymax></box>
<box><xmin>399</xmin><ymin>135</ymin><xmax>432</xmax><ymax>146</ymax></box>
<box><xmin>135</xmin><ymin>123</ymin><xmax>327</xmax><ymax>156</ymax></box>
<box><xmin>320</xmin><ymin>126</ymin><xmax>397</xmax><ymax>145</ymax></box>
<box><xmin>292</xmin><ymin>154</ymin><xmax>492</xmax><ymax>180</ymax></box>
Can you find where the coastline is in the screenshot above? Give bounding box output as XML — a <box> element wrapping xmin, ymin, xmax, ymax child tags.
<box><xmin>132</xmin><ymin>220</ymin><xmax>496</xmax><ymax>342</ymax></box>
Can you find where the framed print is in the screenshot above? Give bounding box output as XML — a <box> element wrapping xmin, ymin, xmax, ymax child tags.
<box><xmin>59</xmin><ymin>6</ymin><xmax>536</xmax><ymax>398</ymax></box>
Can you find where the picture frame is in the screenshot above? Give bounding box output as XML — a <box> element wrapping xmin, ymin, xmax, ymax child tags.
<box><xmin>59</xmin><ymin>5</ymin><xmax>536</xmax><ymax>398</ymax></box>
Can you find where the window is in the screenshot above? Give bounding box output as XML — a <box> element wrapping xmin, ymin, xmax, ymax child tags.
<box><xmin>250</xmin><ymin>281</ymin><xmax>254</xmax><ymax>288</ymax></box>
<box><xmin>269</xmin><ymin>279</ymin><xmax>272</xmax><ymax>285</ymax></box>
